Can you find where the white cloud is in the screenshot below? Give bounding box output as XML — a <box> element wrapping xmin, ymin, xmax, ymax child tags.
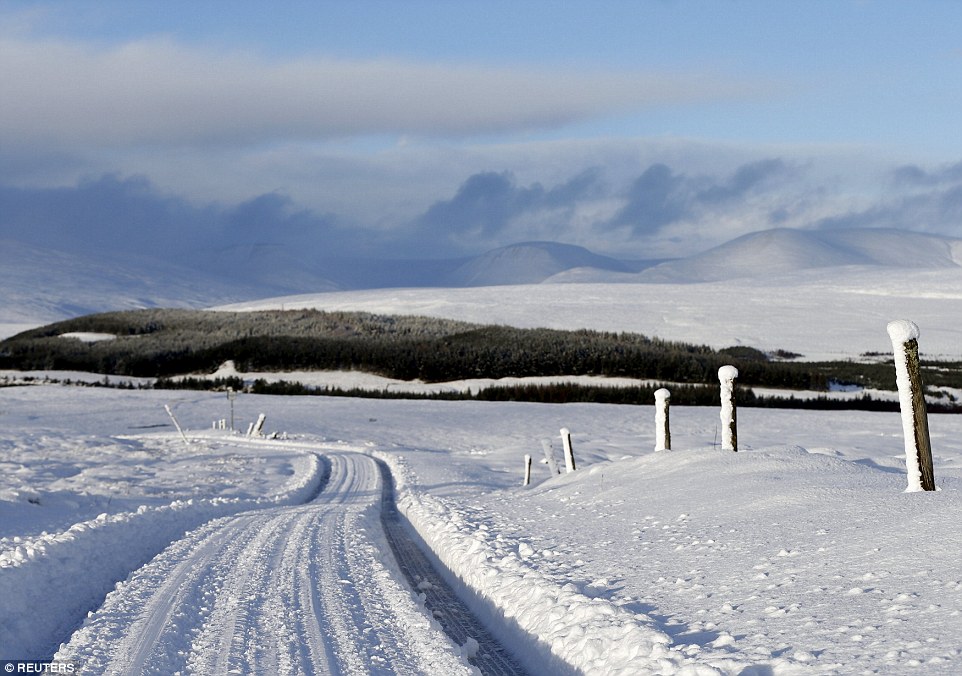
<box><xmin>0</xmin><ymin>35</ymin><xmax>764</xmax><ymax>150</ymax></box>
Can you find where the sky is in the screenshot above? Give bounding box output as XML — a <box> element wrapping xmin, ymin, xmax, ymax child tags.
<box><xmin>2</xmin><ymin>0</ymin><xmax>962</xmax><ymax>266</ymax></box>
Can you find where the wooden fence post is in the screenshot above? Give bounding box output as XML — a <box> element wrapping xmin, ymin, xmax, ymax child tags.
<box><xmin>718</xmin><ymin>366</ymin><xmax>738</xmax><ymax>451</ymax></box>
<box><xmin>887</xmin><ymin>320</ymin><xmax>935</xmax><ymax>491</ymax></box>
<box><xmin>560</xmin><ymin>427</ymin><xmax>576</xmax><ymax>472</ymax></box>
<box><xmin>654</xmin><ymin>388</ymin><xmax>671</xmax><ymax>451</ymax></box>
<box><xmin>523</xmin><ymin>454</ymin><xmax>532</xmax><ymax>486</ymax></box>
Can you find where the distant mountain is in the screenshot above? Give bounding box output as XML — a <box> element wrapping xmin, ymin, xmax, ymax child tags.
<box><xmin>0</xmin><ymin>240</ymin><xmax>269</xmax><ymax>336</ymax></box>
<box><xmin>442</xmin><ymin>242</ymin><xmax>631</xmax><ymax>286</ymax></box>
<box><xmin>5</xmin><ymin>227</ymin><xmax>962</xmax><ymax>336</ymax></box>
<box><xmin>635</xmin><ymin>228</ymin><xmax>962</xmax><ymax>283</ymax></box>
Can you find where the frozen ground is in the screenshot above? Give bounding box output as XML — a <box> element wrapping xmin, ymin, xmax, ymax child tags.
<box><xmin>2</xmin><ymin>384</ymin><xmax>962</xmax><ymax>673</ymax></box>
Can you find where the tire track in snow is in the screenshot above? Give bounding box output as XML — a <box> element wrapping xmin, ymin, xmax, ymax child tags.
<box><xmin>57</xmin><ymin>452</ymin><xmax>474</xmax><ymax>675</ymax></box>
<box><xmin>376</xmin><ymin>459</ymin><xmax>530</xmax><ymax>676</ymax></box>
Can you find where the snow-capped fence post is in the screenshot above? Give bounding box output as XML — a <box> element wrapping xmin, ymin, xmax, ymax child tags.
<box><xmin>541</xmin><ymin>438</ymin><xmax>561</xmax><ymax>475</ymax></box>
<box><xmin>718</xmin><ymin>366</ymin><xmax>739</xmax><ymax>452</ymax></box>
<box><xmin>560</xmin><ymin>428</ymin><xmax>576</xmax><ymax>472</ymax></box>
<box><xmin>886</xmin><ymin>320</ymin><xmax>935</xmax><ymax>492</ymax></box>
<box><xmin>227</xmin><ymin>387</ymin><xmax>237</xmax><ymax>432</ymax></box>
<box><xmin>654</xmin><ymin>388</ymin><xmax>671</xmax><ymax>451</ymax></box>
<box><xmin>523</xmin><ymin>454</ymin><xmax>532</xmax><ymax>486</ymax></box>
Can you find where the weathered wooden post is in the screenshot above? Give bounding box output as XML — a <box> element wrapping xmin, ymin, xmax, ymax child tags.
<box><xmin>887</xmin><ymin>320</ymin><xmax>935</xmax><ymax>491</ymax></box>
<box><xmin>523</xmin><ymin>454</ymin><xmax>532</xmax><ymax>486</ymax></box>
<box><xmin>541</xmin><ymin>438</ymin><xmax>561</xmax><ymax>475</ymax></box>
<box><xmin>560</xmin><ymin>427</ymin><xmax>576</xmax><ymax>472</ymax></box>
<box><xmin>718</xmin><ymin>366</ymin><xmax>738</xmax><ymax>451</ymax></box>
<box><xmin>654</xmin><ymin>388</ymin><xmax>671</xmax><ymax>451</ymax></box>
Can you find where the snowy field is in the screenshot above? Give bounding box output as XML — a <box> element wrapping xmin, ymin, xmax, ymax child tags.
<box><xmin>2</xmin><ymin>382</ymin><xmax>962</xmax><ymax>673</ymax></box>
<box><xmin>218</xmin><ymin>266</ymin><xmax>962</xmax><ymax>361</ymax></box>
<box><xmin>4</xmin><ymin>270</ymin><xmax>962</xmax><ymax>673</ymax></box>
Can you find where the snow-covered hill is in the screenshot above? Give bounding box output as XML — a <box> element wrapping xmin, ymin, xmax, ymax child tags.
<box><xmin>0</xmin><ymin>240</ymin><xmax>269</xmax><ymax>338</ymax></box>
<box><xmin>5</xmin><ymin>227</ymin><xmax>962</xmax><ymax>340</ymax></box>
<box><xmin>442</xmin><ymin>241</ymin><xmax>631</xmax><ymax>286</ymax></box>
<box><xmin>636</xmin><ymin>228</ymin><xmax>962</xmax><ymax>283</ymax></box>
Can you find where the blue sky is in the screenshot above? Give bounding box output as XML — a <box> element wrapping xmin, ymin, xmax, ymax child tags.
<box><xmin>2</xmin><ymin>1</ymin><xmax>962</xmax><ymax>262</ymax></box>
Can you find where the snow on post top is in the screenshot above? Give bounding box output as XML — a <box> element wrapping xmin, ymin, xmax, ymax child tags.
<box><xmin>654</xmin><ymin>388</ymin><xmax>670</xmax><ymax>401</ymax></box>
<box><xmin>887</xmin><ymin>319</ymin><xmax>920</xmax><ymax>345</ymax></box>
<box><xmin>718</xmin><ymin>365</ymin><xmax>739</xmax><ymax>381</ymax></box>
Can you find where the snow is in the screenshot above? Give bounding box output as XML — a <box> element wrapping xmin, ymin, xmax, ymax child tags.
<box><xmin>213</xmin><ymin>265</ymin><xmax>962</xmax><ymax>361</ymax></box>
<box><xmin>2</xmin><ymin>384</ymin><xmax>962</xmax><ymax>672</ymax></box>
<box><xmin>58</xmin><ymin>332</ymin><xmax>116</xmax><ymax>343</ymax></box>
<box><xmin>7</xmin><ymin>251</ymin><xmax>962</xmax><ymax>671</ymax></box>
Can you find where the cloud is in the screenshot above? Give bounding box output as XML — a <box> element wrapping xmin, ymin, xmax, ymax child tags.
<box><xmin>409</xmin><ymin>169</ymin><xmax>606</xmax><ymax>254</ymax></box>
<box><xmin>0</xmin><ymin>34</ymin><xmax>762</xmax><ymax>151</ymax></box>
<box><xmin>891</xmin><ymin>161</ymin><xmax>962</xmax><ymax>187</ymax></box>
<box><xmin>0</xmin><ymin>174</ymin><xmax>360</xmax><ymax>265</ymax></box>
<box><xmin>608</xmin><ymin>159</ymin><xmax>792</xmax><ymax>235</ymax></box>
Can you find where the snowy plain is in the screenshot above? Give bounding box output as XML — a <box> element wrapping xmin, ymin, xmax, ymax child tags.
<box><xmin>4</xmin><ymin>267</ymin><xmax>962</xmax><ymax>673</ymax></box>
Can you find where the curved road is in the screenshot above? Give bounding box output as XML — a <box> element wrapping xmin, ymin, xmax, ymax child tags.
<box><xmin>57</xmin><ymin>451</ymin><xmax>510</xmax><ymax>675</ymax></box>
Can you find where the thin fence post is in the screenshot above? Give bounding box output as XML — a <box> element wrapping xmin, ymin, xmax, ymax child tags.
<box><xmin>541</xmin><ymin>438</ymin><xmax>560</xmax><ymax>475</ymax></box>
<box><xmin>887</xmin><ymin>320</ymin><xmax>935</xmax><ymax>492</ymax></box>
<box><xmin>164</xmin><ymin>404</ymin><xmax>191</xmax><ymax>450</ymax></box>
<box><xmin>654</xmin><ymin>388</ymin><xmax>671</xmax><ymax>451</ymax></box>
<box><xmin>523</xmin><ymin>454</ymin><xmax>532</xmax><ymax>486</ymax></box>
<box><xmin>560</xmin><ymin>427</ymin><xmax>576</xmax><ymax>472</ymax></box>
<box><xmin>718</xmin><ymin>366</ymin><xmax>738</xmax><ymax>452</ymax></box>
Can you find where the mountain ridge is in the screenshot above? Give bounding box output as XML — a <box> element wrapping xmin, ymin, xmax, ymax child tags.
<box><xmin>2</xmin><ymin>227</ymin><xmax>960</xmax><ymax>335</ymax></box>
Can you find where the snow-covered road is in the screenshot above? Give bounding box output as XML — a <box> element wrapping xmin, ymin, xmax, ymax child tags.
<box><xmin>56</xmin><ymin>451</ymin><xmax>479</xmax><ymax>675</ymax></box>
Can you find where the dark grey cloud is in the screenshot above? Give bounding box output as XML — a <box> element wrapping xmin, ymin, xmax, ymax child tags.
<box><xmin>0</xmin><ymin>174</ymin><xmax>358</xmax><ymax>266</ymax></box>
<box><xmin>609</xmin><ymin>164</ymin><xmax>687</xmax><ymax>233</ymax></box>
<box><xmin>892</xmin><ymin>161</ymin><xmax>962</xmax><ymax>187</ymax></box>
<box><xmin>410</xmin><ymin>169</ymin><xmax>605</xmax><ymax>254</ymax></box>
<box><xmin>608</xmin><ymin>158</ymin><xmax>790</xmax><ymax>235</ymax></box>
<box><xmin>818</xmin><ymin>173</ymin><xmax>962</xmax><ymax>233</ymax></box>
<box><xmin>696</xmin><ymin>158</ymin><xmax>789</xmax><ymax>204</ymax></box>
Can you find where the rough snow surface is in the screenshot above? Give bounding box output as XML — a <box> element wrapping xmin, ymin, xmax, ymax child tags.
<box><xmin>5</xmin><ymin>387</ymin><xmax>962</xmax><ymax>673</ymax></box>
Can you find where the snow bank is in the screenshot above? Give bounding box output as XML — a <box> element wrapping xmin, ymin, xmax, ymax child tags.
<box><xmin>375</xmin><ymin>450</ymin><xmax>723</xmax><ymax>675</ymax></box>
<box><xmin>0</xmin><ymin>452</ymin><xmax>324</xmax><ymax>659</ymax></box>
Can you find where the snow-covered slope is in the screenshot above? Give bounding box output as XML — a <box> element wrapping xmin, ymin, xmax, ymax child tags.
<box><xmin>6</xmin><ymin>227</ymin><xmax>962</xmax><ymax>339</ymax></box>
<box><xmin>638</xmin><ymin>228</ymin><xmax>962</xmax><ymax>283</ymax></box>
<box><xmin>443</xmin><ymin>241</ymin><xmax>630</xmax><ymax>286</ymax></box>
<box><xmin>0</xmin><ymin>240</ymin><xmax>271</xmax><ymax>338</ymax></box>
